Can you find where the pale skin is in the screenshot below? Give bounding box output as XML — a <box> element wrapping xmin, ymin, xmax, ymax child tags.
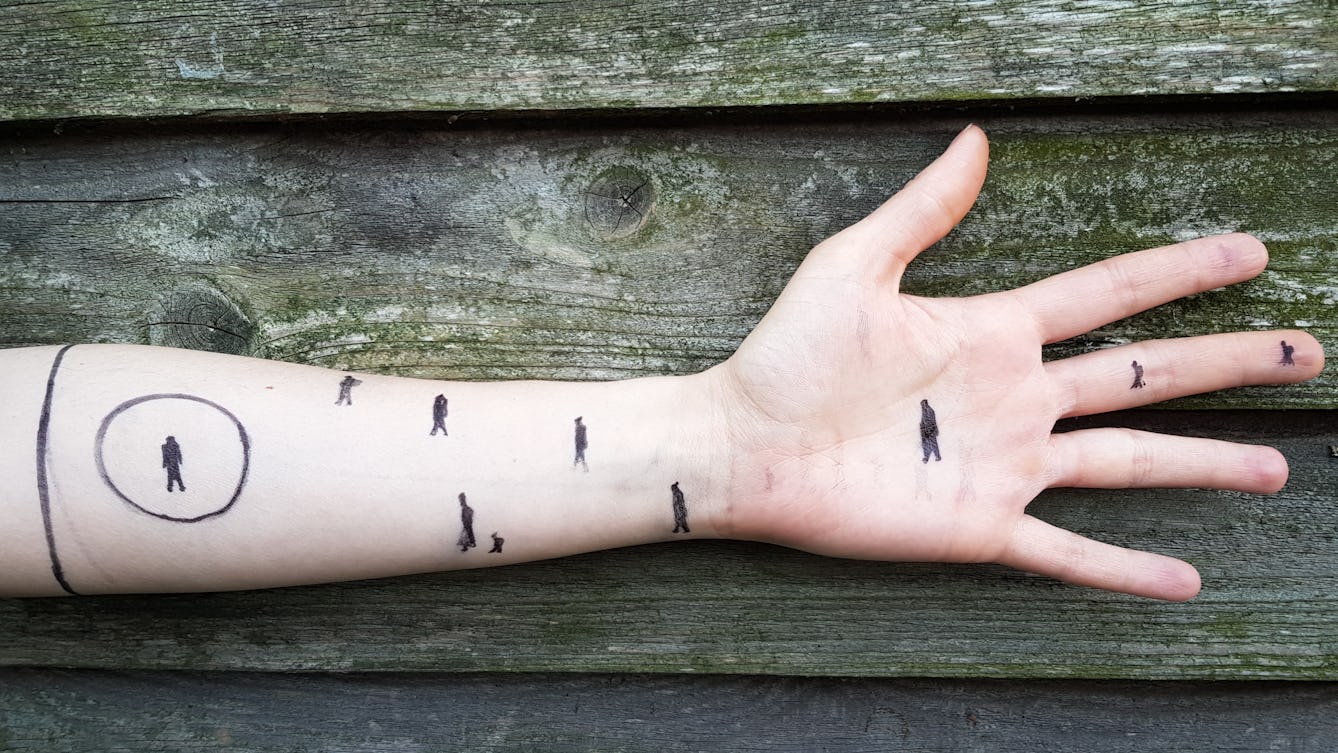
<box><xmin>0</xmin><ymin>126</ymin><xmax>1322</xmax><ymax>599</ymax></box>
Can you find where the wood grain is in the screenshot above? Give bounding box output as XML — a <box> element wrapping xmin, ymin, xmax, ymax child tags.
<box><xmin>1</xmin><ymin>0</ymin><xmax>1335</xmax><ymax>122</ymax></box>
<box><xmin>0</xmin><ymin>410</ymin><xmax>1333</xmax><ymax>679</ymax></box>
<box><xmin>1</xmin><ymin>670</ymin><xmax>1334</xmax><ymax>752</ymax></box>
<box><xmin>2</xmin><ymin>108</ymin><xmax>1334</xmax><ymax>406</ymax></box>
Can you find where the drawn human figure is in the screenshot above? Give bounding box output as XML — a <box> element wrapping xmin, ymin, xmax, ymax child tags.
<box><xmin>919</xmin><ymin>399</ymin><xmax>941</xmax><ymax>463</ymax></box>
<box><xmin>161</xmin><ymin>435</ymin><xmax>185</xmax><ymax>492</ymax></box>
<box><xmin>1280</xmin><ymin>340</ymin><xmax>1296</xmax><ymax>366</ymax></box>
<box><xmin>489</xmin><ymin>532</ymin><xmax>504</xmax><ymax>553</ymax></box>
<box><xmin>573</xmin><ymin>416</ymin><xmax>588</xmax><ymax>471</ymax></box>
<box><xmin>430</xmin><ymin>394</ymin><xmax>448</xmax><ymax>436</ymax></box>
<box><xmin>335</xmin><ymin>375</ymin><xmax>362</xmax><ymax>406</ymax></box>
<box><xmin>671</xmin><ymin>482</ymin><xmax>689</xmax><ymax>534</ymax></box>
<box><xmin>1130</xmin><ymin>360</ymin><xmax>1146</xmax><ymax>389</ymax></box>
<box><xmin>457</xmin><ymin>493</ymin><xmax>476</xmax><ymax>552</ymax></box>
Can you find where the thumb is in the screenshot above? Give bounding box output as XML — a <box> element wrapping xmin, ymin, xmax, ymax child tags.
<box><xmin>838</xmin><ymin>124</ymin><xmax>989</xmax><ymax>277</ymax></box>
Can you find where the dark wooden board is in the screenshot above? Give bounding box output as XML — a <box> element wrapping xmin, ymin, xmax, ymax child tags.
<box><xmin>2</xmin><ymin>0</ymin><xmax>1335</xmax><ymax>122</ymax></box>
<box><xmin>0</xmin><ymin>410</ymin><xmax>1333</xmax><ymax>679</ymax></box>
<box><xmin>0</xmin><ymin>669</ymin><xmax>1334</xmax><ymax>752</ymax></box>
<box><xmin>2</xmin><ymin>108</ymin><xmax>1335</xmax><ymax>407</ymax></box>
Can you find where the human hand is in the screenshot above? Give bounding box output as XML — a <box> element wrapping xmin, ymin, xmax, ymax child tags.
<box><xmin>707</xmin><ymin>125</ymin><xmax>1324</xmax><ymax>601</ymax></box>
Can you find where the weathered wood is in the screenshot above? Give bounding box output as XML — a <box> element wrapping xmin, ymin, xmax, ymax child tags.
<box><xmin>2</xmin><ymin>109</ymin><xmax>1334</xmax><ymax>406</ymax></box>
<box><xmin>2</xmin><ymin>0</ymin><xmax>1335</xmax><ymax>123</ymax></box>
<box><xmin>0</xmin><ymin>410</ymin><xmax>1332</xmax><ymax>679</ymax></box>
<box><xmin>1</xmin><ymin>670</ymin><xmax>1335</xmax><ymax>752</ymax></box>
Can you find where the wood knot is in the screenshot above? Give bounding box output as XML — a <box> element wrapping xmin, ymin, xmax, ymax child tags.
<box><xmin>584</xmin><ymin>167</ymin><xmax>654</xmax><ymax>240</ymax></box>
<box><xmin>147</xmin><ymin>283</ymin><xmax>257</xmax><ymax>356</ymax></box>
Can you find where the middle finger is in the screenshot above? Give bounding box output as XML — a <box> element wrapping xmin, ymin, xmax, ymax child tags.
<box><xmin>1045</xmin><ymin>330</ymin><xmax>1321</xmax><ymax>418</ymax></box>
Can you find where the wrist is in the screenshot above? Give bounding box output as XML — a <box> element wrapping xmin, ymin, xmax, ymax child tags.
<box><xmin>659</xmin><ymin>368</ymin><xmax>736</xmax><ymax>541</ymax></box>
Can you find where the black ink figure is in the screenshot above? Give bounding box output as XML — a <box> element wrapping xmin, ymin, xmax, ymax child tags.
<box><xmin>489</xmin><ymin>532</ymin><xmax>504</xmax><ymax>553</ymax></box>
<box><xmin>161</xmin><ymin>435</ymin><xmax>185</xmax><ymax>492</ymax></box>
<box><xmin>430</xmin><ymin>394</ymin><xmax>449</xmax><ymax>436</ymax></box>
<box><xmin>1130</xmin><ymin>360</ymin><xmax>1146</xmax><ymax>389</ymax></box>
<box><xmin>671</xmin><ymin>481</ymin><xmax>689</xmax><ymax>534</ymax></box>
<box><xmin>573</xmin><ymin>416</ymin><xmax>589</xmax><ymax>472</ymax></box>
<box><xmin>335</xmin><ymin>375</ymin><xmax>362</xmax><ymax>406</ymax></box>
<box><xmin>1280</xmin><ymin>340</ymin><xmax>1296</xmax><ymax>366</ymax></box>
<box><xmin>457</xmin><ymin>493</ymin><xmax>476</xmax><ymax>552</ymax></box>
<box><xmin>919</xmin><ymin>399</ymin><xmax>941</xmax><ymax>463</ymax></box>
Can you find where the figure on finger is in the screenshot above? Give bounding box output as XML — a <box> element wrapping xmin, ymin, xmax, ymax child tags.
<box><xmin>1130</xmin><ymin>360</ymin><xmax>1146</xmax><ymax>389</ymax></box>
<box><xmin>1280</xmin><ymin>340</ymin><xmax>1295</xmax><ymax>366</ymax></box>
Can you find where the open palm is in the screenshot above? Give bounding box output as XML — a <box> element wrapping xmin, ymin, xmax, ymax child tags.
<box><xmin>709</xmin><ymin>126</ymin><xmax>1323</xmax><ymax>601</ymax></box>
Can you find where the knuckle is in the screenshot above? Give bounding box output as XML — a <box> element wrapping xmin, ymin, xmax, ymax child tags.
<box><xmin>1124</xmin><ymin>429</ymin><xmax>1156</xmax><ymax>487</ymax></box>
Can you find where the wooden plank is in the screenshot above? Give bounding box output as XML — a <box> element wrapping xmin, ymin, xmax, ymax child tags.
<box><xmin>1</xmin><ymin>670</ymin><xmax>1335</xmax><ymax>752</ymax></box>
<box><xmin>0</xmin><ymin>410</ymin><xmax>1332</xmax><ymax>679</ymax></box>
<box><xmin>1</xmin><ymin>0</ymin><xmax>1335</xmax><ymax>123</ymax></box>
<box><xmin>1</xmin><ymin>108</ymin><xmax>1334</xmax><ymax>406</ymax></box>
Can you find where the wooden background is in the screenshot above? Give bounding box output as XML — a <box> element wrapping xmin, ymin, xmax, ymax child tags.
<box><xmin>1</xmin><ymin>1</ymin><xmax>1335</xmax><ymax>750</ymax></box>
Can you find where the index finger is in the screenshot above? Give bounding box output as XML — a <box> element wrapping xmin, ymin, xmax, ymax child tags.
<box><xmin>1009</xmin><ymin>234</ymin><xmax>1268</xmax><ymax>344</ymax></box>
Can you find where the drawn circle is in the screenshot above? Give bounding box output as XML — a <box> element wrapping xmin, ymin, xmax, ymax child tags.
<box><xmin>94</xmin><ymin>393</ymin><xmax>250</xmax><ymax>523</ymax></box>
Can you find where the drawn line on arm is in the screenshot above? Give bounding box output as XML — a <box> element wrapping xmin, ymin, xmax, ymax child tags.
<box><xmin>35</xmin><ymin>345</ymin><xmax>78</xmax><ymax>595</ymax></box>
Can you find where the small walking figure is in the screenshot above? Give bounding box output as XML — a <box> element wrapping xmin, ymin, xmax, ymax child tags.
<box><xmin>573</xmin><ymin>416</ymin><xmax>589</xmax><ymax>472</ymax></box>
<box><xmin>671</xmin><ymin>482</ymin><xmax>689</xmax><ymax>534</ymax></box>
<box><xmin>457</xmin><ymin>493</ymin><xmax>476</xmax><ymax>552</ymax></box>
<box><xmin>161</xmin><ymin>435</ymin><xmax>185</xmax><ymax>492</ymax></box>
<box><xmin>1130</xmin><ymin>360</ymin><xmax>1146</xmax><ymax>389</ymax></box>
<box><xmin>489</xmin><ymin>532</ymin><xmax>504</xmax><ymax>554</ymax></box>
<box><xmin>335</xmin><ymin>375</ymin><xmax>362</xmax><ymax>406</ymax></box>
<box><xmin>430</xmin><ymin>394</ymin><xmax>449</xmax><ymax>436</ymax></box>
<box><xmin>1280</xmin><ymin>340</ymin><xmax>1296</xmax><ymax>366</ymax></box>
<box><xmin>919</xmin><ymin>399</ymin><xmax>941</xmax><ymax>463</ymax></box>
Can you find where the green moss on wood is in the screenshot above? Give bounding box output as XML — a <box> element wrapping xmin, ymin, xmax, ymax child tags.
<box><xmin>2</xmin><ymin>0</ymin><xmax>1336</xmax><ymax>121</ymax></box>
<box><xmin>2</xmin><ymin>111</ymin><xmax>1334</xmax><ymax>402</ymax></box>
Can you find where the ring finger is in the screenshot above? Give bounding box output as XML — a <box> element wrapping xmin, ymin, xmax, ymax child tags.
<box><xmin>1047</xmin><ymin>427</ymin><xmax>1288</xmax><ymax>493</ymax></box>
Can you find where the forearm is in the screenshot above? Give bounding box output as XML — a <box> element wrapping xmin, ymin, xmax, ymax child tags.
<box><xmin>0</xmin><ymin>344</ymin><xmax>728</xmax><ymax>596</ymax></box>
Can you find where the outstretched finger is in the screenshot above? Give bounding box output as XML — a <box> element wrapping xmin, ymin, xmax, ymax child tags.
<box><xmin>829</xmin><ymin>124</ymin><xmax>989</xmax><ymax>278</ymax></box>
<box><xmin>1010</xmin><ymin>233</ymin><xmax>1269</xmax><ymax>344</ymax></box>
<box><xmin>1047</xmin><ymin>330</ymin><xmax>1324</xmax><ymax>417</ymax></box>
<box><xmin>998</xmin><ymin>515</ymin><xmax>1201</xmax><ymax>601</ymax></box>
<box><xmin>1047</xmin><ymin>428</ymin><xmax>1288</xmax><ymax>493</ymax></box>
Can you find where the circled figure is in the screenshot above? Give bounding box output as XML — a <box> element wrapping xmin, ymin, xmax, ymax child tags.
<box><xmin>161</xmin><ymin>435</ymin><xmax>185</xmax><ymax>492</ymax></box>
<box><xmin>95</xmin><ymin>393</ymin><xmax>250</xmax><ymax>523</ymax></box>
